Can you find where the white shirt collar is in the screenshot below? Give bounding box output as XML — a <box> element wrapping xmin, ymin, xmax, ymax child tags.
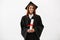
<box><xmin>29</xmin><ymin>14</ymin><xmax>33</xmax><ymax>19</ymax></box>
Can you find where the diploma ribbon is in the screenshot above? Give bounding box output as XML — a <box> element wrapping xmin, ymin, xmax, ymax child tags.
<box><xmin>27</xmin><ymin>24</ymin><xmax>33</xmax><ymax>27</ymax></box>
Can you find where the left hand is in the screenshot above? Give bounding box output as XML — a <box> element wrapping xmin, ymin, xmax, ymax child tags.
<box><xmin>29</xmin><ymin>28</ymin><xmax>35</xmax><ymax>33</ymax></box>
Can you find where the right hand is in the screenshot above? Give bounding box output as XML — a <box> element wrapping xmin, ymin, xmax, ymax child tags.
<box><xmin>27</xmin><ymin>29</ymin><xmax>35</xmax><ymax>33</ymax></box>
<box><xmin>27</xmin><ymin>29</ymin><xmax>30</xmax><ymax>33</ymax></box>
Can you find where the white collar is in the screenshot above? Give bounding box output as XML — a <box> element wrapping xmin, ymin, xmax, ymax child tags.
<box><xmin>29</xmin><ymin>14</ymin><xmax>33</xmax><ymax>19</ymax></box>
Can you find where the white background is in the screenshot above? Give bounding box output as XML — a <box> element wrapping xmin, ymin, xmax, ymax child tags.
<box><xmin>0</xmin><ymin>0</ymin><xmax>60</xmax><ymax>40</ymax></box>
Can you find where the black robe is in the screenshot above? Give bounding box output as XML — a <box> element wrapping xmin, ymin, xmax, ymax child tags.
<box><xmin>20</xmin><ymin>14</ymin><xmax>44</xmax><ymax>40</ymax></box>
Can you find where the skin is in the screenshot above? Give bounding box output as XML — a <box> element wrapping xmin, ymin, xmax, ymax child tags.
<box><xmin>29</xmin><ymin>5</ymin><xmax>34</xmax><ymax>15</ymax></box>
<box><xmin>27</xmin><ymin>5</ymin><xmax>35</xmax><ymax>33</ymax></box>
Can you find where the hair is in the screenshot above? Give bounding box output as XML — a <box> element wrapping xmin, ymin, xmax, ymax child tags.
<box><xmin>26</xmin><ymin>4</ymin><xmax>36</xmax><ymax>16</ymax></box>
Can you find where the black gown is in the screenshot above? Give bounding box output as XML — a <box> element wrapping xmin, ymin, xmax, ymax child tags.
<box><xmin>20</xmin><ymin>14</ymin><xmax>44</xmax><ymax>40</ymax></box>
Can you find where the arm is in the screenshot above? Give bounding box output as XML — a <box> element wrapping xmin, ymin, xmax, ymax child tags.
<box><xmin>34</xmin><ymin>16</ymin><xmax>44</xmax><ymax>38</ymax></box>
<box><xmin>20</xmin><ymin>16</ymin><xmax>28</xmax><ymax>38</ymax></box>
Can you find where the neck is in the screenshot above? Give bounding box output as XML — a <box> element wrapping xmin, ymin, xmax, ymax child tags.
<box><xmin>29</xmin><ymin>13</ymin><xmax>33</xmax><ymax>15</ymax></box>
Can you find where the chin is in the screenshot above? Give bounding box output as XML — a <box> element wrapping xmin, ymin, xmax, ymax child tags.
<box><xmin>29</xmin><ymin>13</ymin><xmax>33</xmax><ymax>14</ymax></box>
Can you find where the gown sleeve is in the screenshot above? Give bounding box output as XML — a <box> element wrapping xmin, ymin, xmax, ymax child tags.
<box><xmin>34</xmin><ymin>16</ymin><xmax>44</xmax><ymax>38</ymax></box>
<box><xmin>20</xmin><ymin>16</ymin><xmax>28</xmax><ymax>39</ymax></box>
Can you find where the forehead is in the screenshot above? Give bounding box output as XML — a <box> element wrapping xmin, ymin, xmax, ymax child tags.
<box><xmin>28</xmin><ymin>5</ymin><xmax>35</xmax><ymax>8</ymax></box>
<box><xmin>29</xmin><ymin>5</ymin><xmax>34</xmax><ymax>7</ymax></box>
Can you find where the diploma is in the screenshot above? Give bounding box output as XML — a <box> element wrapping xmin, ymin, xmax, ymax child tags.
<box><xmin>29</xmin><ymin>19</ymin><xmax>34</xmax><ymax>30</ymax></box>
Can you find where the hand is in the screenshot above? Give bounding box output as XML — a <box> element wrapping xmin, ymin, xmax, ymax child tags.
<box><xmin>27</xmin><ymin>28</ymin><xmax>35</xmax><ymax>33</ymax></box>
<box><xmin>30</xmin><ymin>28</ymin><xmax>35</xmax><ymax>33</ymax></box>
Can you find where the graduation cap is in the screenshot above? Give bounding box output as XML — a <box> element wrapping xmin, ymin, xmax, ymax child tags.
<box><xmin>25</xmin><ymin>1</ymin><xmax>38</xmax><ymax>9</ymax></box>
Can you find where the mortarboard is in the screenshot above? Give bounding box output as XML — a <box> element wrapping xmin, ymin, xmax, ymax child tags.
<box><xmin>25</xmin><ymin>1</ymin><xmax>38</xmax><ymax>9</ymax></box>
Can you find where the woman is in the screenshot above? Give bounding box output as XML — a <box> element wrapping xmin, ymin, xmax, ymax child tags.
<box><xmin>20</xmin><ymin>1</ymin><xmax>44</xmax><ymax>40</ymax></box>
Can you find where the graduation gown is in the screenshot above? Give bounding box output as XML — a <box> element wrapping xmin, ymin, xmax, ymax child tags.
<box><xmin>20</xmin><ymin>14</ymin><xmax>44</xmax><ymax>40</ymax></box>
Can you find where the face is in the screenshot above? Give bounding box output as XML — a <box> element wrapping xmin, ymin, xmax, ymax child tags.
<box><xmin>29</xmin><ymin>5</ymin><xmax>34</xmax><ymax>14</ymax></box>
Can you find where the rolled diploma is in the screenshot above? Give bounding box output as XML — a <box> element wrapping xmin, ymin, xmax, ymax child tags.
<box><xmin>29</xmin><ymin>19</ymin><xmax>34</xmax><ymax>30</ymax></box>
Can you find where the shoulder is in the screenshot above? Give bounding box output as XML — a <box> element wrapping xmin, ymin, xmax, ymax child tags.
<box><xmin>21</xmin><ymin>15</ymin><xmax>27</xmax><ymax>20</ymax></box>
<box><xmin>21</xmin><ymin>15</ymin><xmax>27</xmax><ymax>18</ymax></box>
<box><xmin>35</xmin><ymin>14</ymin><xmax>41</xmax><ymax>18</ymax></box>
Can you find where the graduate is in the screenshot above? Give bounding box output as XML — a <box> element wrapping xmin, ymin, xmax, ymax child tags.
<box><xmin>20</xmin><ymin>1</ymin><xmax>44</xmax><ymax>40</ymax></box>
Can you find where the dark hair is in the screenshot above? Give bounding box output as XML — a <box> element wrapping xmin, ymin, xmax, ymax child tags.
<box><xmin>26</xmin><ymin>4</ymin><xmax>36</xmax><ymax>16</ymax></box>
